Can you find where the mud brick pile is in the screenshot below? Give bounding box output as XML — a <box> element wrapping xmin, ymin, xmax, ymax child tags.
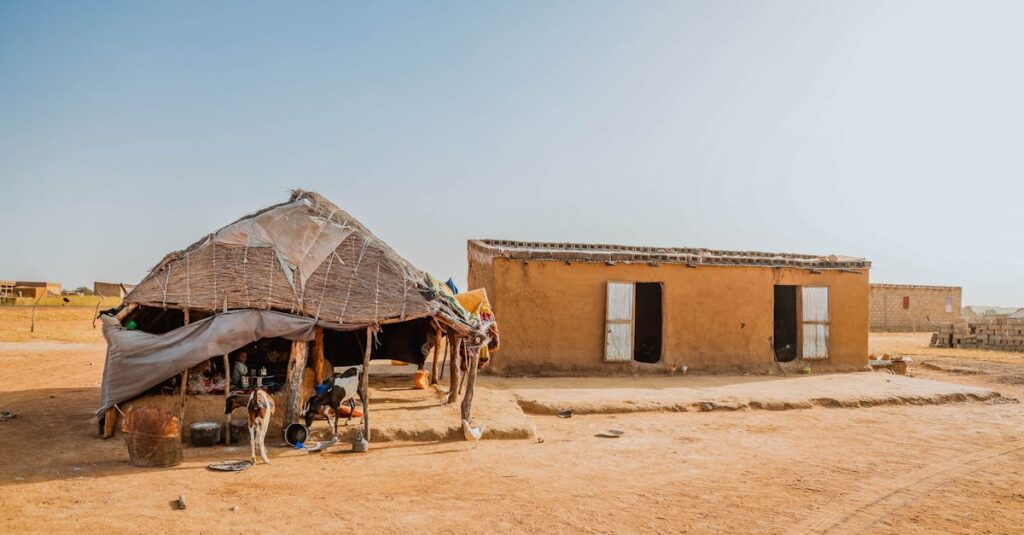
<box><xmin>931</xmin><ymin>318</ymin><xmax>1024</xmax><ymax>351</ymax></box>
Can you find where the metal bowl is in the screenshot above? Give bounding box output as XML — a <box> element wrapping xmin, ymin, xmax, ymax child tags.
<box><xmin>283</xmin><ymin>423</ymin><xmax>309</xmax><ymax>447</ymax></box>
<box><xmin>190</xmin><ymin>421</ymin><xmax>222</xmax><ymax>447</ymax></box>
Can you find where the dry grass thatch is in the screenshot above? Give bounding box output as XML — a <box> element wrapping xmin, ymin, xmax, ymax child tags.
<box><xmin>125</xmin><ymin>190</ymin><xmax>471</xmax><ymax>332</ymax></box>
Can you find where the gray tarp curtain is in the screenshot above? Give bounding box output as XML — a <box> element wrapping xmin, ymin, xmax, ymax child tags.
<box><xmin>97</xmin><ymin>309</ymin><xmax>318</xmax><ymax>415</ymax></box>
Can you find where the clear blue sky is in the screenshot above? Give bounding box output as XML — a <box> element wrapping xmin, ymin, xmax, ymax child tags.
<box><xmin>2</xmin><ymin>1</ymin><xmax>1021</xmax><ymax>305</ymax></box>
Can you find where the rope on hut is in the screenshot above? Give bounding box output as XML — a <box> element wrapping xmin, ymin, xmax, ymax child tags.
<box><xmin>212</xmin><ymin>235</ymin><xmax>217</xmax><ymax>308</ymax></box>
<box><xmin>294</xmin><ymin>265</ymin><xmax>303</xmax><ymax>313</ymax></box>
<box><xmin>185</xmin><ymin>249</ymin><xmax>191</xmax><ymax>309</ymax></box>
<box><xmin>155</xmin><ymin>262</ymin><xmax>170</xmax><ymax>309</ymax></box>
<box><xmin>399</xmin><ymin>279</ymin><xmax>409</xmax><ymax>321</ymax></box>
<box><xmin>314</xmin><ymin>251</ymin><xmax>335</xmax><ymax>320</ymax></box>
<box><xmin>373</xmin><ymin>256</ymin><xmax>381</xmax><ymax>321</ymax></box>
<box><xmin>337</xmin><ymin>236</ymin><xmax>372</xmax><ymax>325</ymax></box>
<box><xmin>242</xmin><ymin>244</ymin><xmax>251</xmax><ymax>308</ymax></box>
<box><xmin>163</xmin><ymin>263</ymin><xmax>171</xmax><ymax>308</ymax></box>
<box><xmin>207</xmin><ymin>234</ymin><xmax>216</xmax><ymax>307</ymax></box>
<box><xmin>267</xmin><ymin>246</ymin><xmax>274</xmax><ymax>309</ymax></box>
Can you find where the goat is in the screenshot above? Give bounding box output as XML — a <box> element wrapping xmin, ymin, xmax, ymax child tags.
<box><xmin>224</xmin><ymin>388</ymin><xmax>274</xmax><ymax>464</ymax></box>
<box><xmin>303</xmin><ymin>366</ymin><xmax>361</xmax><ymax>438</ymax></box>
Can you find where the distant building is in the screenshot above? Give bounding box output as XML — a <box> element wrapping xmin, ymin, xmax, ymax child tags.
<box><xmin>870</xmin><ymin>284</ymin><xmax>961</xmax><ymax>332</ymax></box>
<box><xmin>0</xmin><ymin>280</ymin><xmax>62</xmax><ymax>298</ymax></box>
<box><xmin>94</xmin><ymin>282</ymin><xmax>135</xmax><ymax>298</ymax></box>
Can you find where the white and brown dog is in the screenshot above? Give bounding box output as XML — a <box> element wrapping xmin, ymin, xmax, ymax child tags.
<box><xmin>225</xmin><ymin>389</ymin><xmax>274</xmax><ymax>464</ymax></box>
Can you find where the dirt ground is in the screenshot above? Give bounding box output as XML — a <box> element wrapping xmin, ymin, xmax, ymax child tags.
<box><xmin>1</xmin><ymin>319</ymin><xmax>1023</xmax><ymax>533</ymax></box>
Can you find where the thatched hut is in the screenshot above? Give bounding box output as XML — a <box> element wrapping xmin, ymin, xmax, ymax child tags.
<box><xmin>98</xmin><ymin>190</ymin><xmax>487</xmax><ymax>446</ymax></box>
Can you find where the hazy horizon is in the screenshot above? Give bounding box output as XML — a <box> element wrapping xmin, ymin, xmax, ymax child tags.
<box><xmin>2</xmin><ymin>1</ymin><xmax>1022</xmax><ymax>306</ymax></box>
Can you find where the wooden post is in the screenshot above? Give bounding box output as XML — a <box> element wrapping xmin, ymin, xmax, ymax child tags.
<box><xmin>448</xmin><ymin>333</ymin><xmax>460</xmax><ymax>405</ymax></box>
<box><xmin>115</xmin><ymin>303</ymin><xmax>138</xmax><ymax>322</ymax></box>
<box><xmin>284</xmin><ymin>340</ymin><xmax>309</xmax><ymax>425</ymax></box>
<box><xmin>460</xmin><ymin>343</ymin><xmax>482</xmax><ymax>422</ymax></box>
<box><xmin>92</xmin><ymin>294</ymin><xmax>104</xmax><ymax>329</ymax></box>
<box><xmin>178</xmin><ymin>370</ymin><xmax>188</xmax><ymax>442</ymax></box>
<box><xmin>102</xmin><ymin>408</ymin><xmax>117</xmax><ymax>438</ymax></box>
<box><xmin>30</xmin><ymin>295</ymin><xmax>42</xmax><ymax>333</ymax></box>
<box><xmin>361</xmin><ymin>326</ymin><xmax>373</xmax><ymax>441</ymax></box>
<box><xmin>312</xmin><ymin>327</ymin><xmax>325</xmax><ymax>383</ymax></box>
<box><xmin>178</xmin><ymin>308</ymin><xmax>190</xmax><ymax>443</ymax></box>
<box><xmin>223</xmin><ymin>353</ymin><xmax>231</xmax><ymax>445</ymax></box>
<box><xmin>429</xmin><ymin>327</ymin><xmax>442</xmax><ymax>385</ymax></box>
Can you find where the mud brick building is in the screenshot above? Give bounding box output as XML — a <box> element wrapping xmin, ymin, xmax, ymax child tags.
<box><xmin>870</xmin><ymin>284</ymin><xmax>961</xmax><ymax>332</ymax></box>
<box><xmin>93</xmin><ymin>282</ymin><xmax>135</xmax><ymax>298</ymax></box>
<box><xmin>0</xmin><ymin>280</ymin><xmax>62</xmax><ymax>298</ymax></box>
<box><xmin>469</xmin><ymin>239</ymin><xmax>871</xmax><ymax>375</ymax></box>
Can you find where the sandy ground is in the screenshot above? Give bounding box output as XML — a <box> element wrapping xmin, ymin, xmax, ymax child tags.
<box><xmin>1</xmin><ymin>325</ymin><xmax>1023</xmax><ymax>533</ymax></box>
<box><xmin>0</xmin><ymin>306</ymin><xmax>108</xmax><ymax>344</ymax></box>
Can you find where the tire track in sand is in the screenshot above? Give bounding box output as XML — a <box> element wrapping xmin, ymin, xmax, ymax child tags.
<box><xmin>791</xmin><ymin>443</ymin><xmax>1024</xmax><ymax>534</ymax></box>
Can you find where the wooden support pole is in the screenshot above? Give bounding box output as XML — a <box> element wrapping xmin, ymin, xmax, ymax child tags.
<box><xmin>102</xmin><ymin>408</ymin><xmax>117</xmax><ymax>438</ymax></box>
<box><xmin>178</xmin><ymin>308</ymin><xmax>190</xmax><ymax>443</ymax></box>
<box><xmin>312</xmin><ymin>327</ymin><xmax>325</xmax><ymax>383</ymax></box>
<box><xmin>284</xmin><ymin>340</ymin><xmax>309</xmax><ymax>426</ymax></box>
<box><xmin>448</xmin><ymin>333</ymin><xmax>460</xmax><ymax>405</ymax></box>
<box><xmin>361</xmin><ymin>326</ymin><xmax>373</xmax><ymax>441</ymax></box>
<box><xmin>92</xmin><ymin>295</ymin><xmax>104</xmax><ymax>329</ymax></box>
<box><xmin>30</xmin><ymin>295</ymin><xmax>42</xmax><ymax>333</ymax></box>
<box><xmin>429</xmin><ymin>327</ymin><xmax>443</xmax><ymax>385</ymax></box>
<box><xmin>223</xmin><ymin>353</ymin><xmax>231</xmax><ymax>445</ymax></box>
<box><xmin>115</xmin><ymin>303</ymin><xmax>138</xmax><ymax>323</ymax></box>
<box><xmin>178</xmin><ymin>370</ymin><xmax>188</xmax><ymax>441</ymax></box>
<box><xmin>460</xmin><ymin>344</ymin><xmax>481</xmax><ymax>422</ymax></box>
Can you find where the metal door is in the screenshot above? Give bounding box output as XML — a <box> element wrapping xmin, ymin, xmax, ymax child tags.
<box><xmin>605</xmin><ymin>282</ymin><xmax>634</xmax><ymax>362</ymax></box>
<box><xmin>802</xmin><ymin>286</ymin><xmax>830</xmax><ymax>360</ymax></box>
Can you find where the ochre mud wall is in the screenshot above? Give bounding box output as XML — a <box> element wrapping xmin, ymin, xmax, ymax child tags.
<box><xmin>470</xmin><ymin>256</ymin><xmax>868</xmax><ymax>375</ymax></box>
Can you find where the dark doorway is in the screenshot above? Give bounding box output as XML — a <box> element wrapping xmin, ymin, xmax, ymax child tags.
<box><xmin>323</xmin><ymin>317</ymin><xmax>433</xmax><ymax>368</ymax></box>
<box><xmin>634</xmin><ymin>282</ymin><xmax>663</xmax><ymax>363</ymax></box>
<box><xmin>774</xmin><ymin>285</ymin><xmax>798</xmax><ymax>362</ymax></box>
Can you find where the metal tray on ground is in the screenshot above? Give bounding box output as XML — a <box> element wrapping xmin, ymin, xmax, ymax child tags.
<box><xmin>207</xmin><ymin>459</ymin><xmax>254</xmax><ymax>472</ymax></box>
<box><xmin>304</xmin><ymin>437</ymin><xmax>338</xmax><ymax>453</ymax></box>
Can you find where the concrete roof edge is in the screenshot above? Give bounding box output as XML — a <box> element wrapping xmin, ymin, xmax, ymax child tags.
<box><xmin>469</xmin><ymin>239</ymin><xmax>871</xmax><ymax>270</ymax></box>
<box><xmin>870</xmin><ymin>283</ymin><xmax>961</xmax><ymax>291</ymax></box>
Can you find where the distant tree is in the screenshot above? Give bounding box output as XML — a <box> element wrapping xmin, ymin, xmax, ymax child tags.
<box><xmin>73</xmin><ymin>286</ymin><xmax>94</xmax><ymax>295</ymax></box>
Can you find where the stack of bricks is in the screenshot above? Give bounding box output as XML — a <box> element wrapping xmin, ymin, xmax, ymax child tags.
<box><xmin>930</xmin><ymin>318</ymin><xmax>1024</xmax><ymax>350</ymax></box>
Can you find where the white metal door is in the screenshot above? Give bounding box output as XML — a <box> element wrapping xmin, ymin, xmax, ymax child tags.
<box><xmin>605</xmin><ymin>282</ymin><xmax>634</xmax><ymax>362</ymax></box>
<box><xmin>802</xmin><ymin>286</ymin><xmax>830</xmax><ymax>359</ymax></box>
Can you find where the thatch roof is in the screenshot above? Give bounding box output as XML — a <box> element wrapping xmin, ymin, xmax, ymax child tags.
<box><xmin>125</xmin><ymin>190</ymin><xmax>472</xmax><ymax>332</ymax></box>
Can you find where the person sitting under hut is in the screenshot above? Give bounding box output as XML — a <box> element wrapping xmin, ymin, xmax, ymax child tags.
<box><xmin>232</xmin><ymin>351</ymin><xmax>249</xmax><ymax>386</ymax></box>
<box><xmin>186</xmin><ymin>359</ymin><xmax>225</xmax><ymax>394</ymax></box>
